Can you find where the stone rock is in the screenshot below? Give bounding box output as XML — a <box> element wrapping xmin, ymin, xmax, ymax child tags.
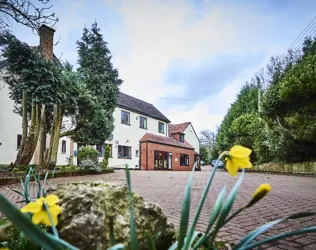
<box><xmin>47</xmin><ymin>182</ymin><xmax>175</xmax><ymax>249</ymax></box>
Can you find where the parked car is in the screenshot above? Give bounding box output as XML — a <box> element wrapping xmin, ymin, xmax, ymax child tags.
<box><xmin>200</xmin><ymin>160</ymin><xmax>205</xmax><ymax>165</ymax></box>
<box><xmin>211</xmin><ymin>160</ymin><xmax>225</xmax><ymax>168</ymax></box>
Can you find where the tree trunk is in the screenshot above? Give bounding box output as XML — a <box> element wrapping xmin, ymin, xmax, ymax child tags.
<box><xmin>45</xmin><ymin>105</ymin><xmax>63</xmax><ymax>169</ymax></box>
<box><xmin>15</xmin><ymin>91</ymin><xmax>28</xmax><ymax>163</ymax></box>
<box><xmin>14</xmin><ymin>102</ymin><xmax>42</xmax><ymax>166</ymax></box>
<box><xmin>39</xmin><ymin>105</ymin><xmax>47</xmax><ymax>166</ymax></box>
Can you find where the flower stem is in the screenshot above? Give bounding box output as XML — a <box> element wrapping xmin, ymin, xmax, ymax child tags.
<box><xmin>43</xmin><ymin>201</ymin><xmax>59</xmax><ymax>238</ymax></box>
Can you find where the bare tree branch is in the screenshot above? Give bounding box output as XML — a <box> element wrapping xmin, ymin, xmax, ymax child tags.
<box><xmin>0</xmin><ymin>0</ymin><xmax>58</xmax><ymax>32</ymax></box>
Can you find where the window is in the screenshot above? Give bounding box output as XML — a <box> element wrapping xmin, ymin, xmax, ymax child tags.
<box><xmin>136</xmin><ymin>150</ymin><xmax>140</xmax><ymax>157</ymax></box>
<box><xmin>118</xmin><ymin>145</ymin><xmax>131</xmax><ymax>159</ymax></box>
<box><xmin>17</xmin><ymin>134</ymin><xmax>22</xmax><ymax>149</ymax></box>
<box><xmin>121</xmin><ymin>110</ymin><xmax>130</xmax><ymax>125</ymax></box>
<box><xmin>179</xmin><ymin>134</ymin><xmax>184</xmax><ymax>143</ymax></box>
<box><xmin>154</xmin><ymin>151</ymin><xmax>169</xmax><ymax>170</ymax></box>
<box><xmin>96</xmin><ymin>144</ymin><xmax>104</xmax><ymax>157</ymax></box>
<box><xmin>61</xmin><ymin>140</ymin><xmax>66</xmax><ymax>153</ymax></box>
<box><xmin>158</xmin><ymin>122</ymin><xmax>165</xmax><ymax>134</ymax></box>
<box><xmin>96</xmin><ymin>144</ymin><xmax>113</xmax><ymax>157</ymax></box>
<box><xmin>140</xmin><ymin>116</ymin><xmax>147</xmax><ymax>129</ymax></box>
<box><xmin>180</xmin><ymin>154</ymin><xmax>189</xmax><ymax>166</ymax></box>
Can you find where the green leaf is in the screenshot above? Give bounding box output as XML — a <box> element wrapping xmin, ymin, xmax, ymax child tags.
<box><xmin>23</xmin><ymin>167</ymin><xmax>33</xmax><ymax>201</ymax></box>
<box><xmin>188</xmin><ymin>231</ymin><xmax>202</xmax><ymax>249</ymax></box>
<box><xmin>184</xmin><ymin>162</ymin><xmax>216</xmax><ymax>250</ymax></box>
<box><xmin>145</xmin><ymin>231</ymin><xmax>156</xmax><ymax>250</ymax></box>
<box><xmin>211</xmin><ymin>170</ymin><xmax>245</xmax><ymax>240</ymax></box>
<box><xmin>235</xmin><ymin>212</ymin><xmax>315</xmax><ymax>249</ymax></box>
<box><xmin>0</xmin><ymin>194</ymin><xmax>66</xmax><ymax>250</ymax></box>
<box><xmin>125</xmin><ymin>165</ymin><xmax>139</xmax><ymax>250</ymax></box>
<box><xmin>43</xmin><ymin>200</ymin><xmax>59</xmax><ymax>237</ymax></box>
<box><xmin>154</xmin><ymin>232</ymin><xmax>161</xmax><ymax>242</ymax></box>
<box><xmin>41</xmin><ymin>171</ymin><xmax>50</xmax><ymax>196</ymax></box>
<box><xmin>107</xmin><ymin>243</ymin><xmax>126</xmax><ymax>250</ymax></box>
<box><xmin>168</xmin><ymin>241</ymin><xmax>178</xmax><ymax>250</ymax></box>
<box><xmin>33</xmin><ymin>173</ymin><xmax>41</xmax><ymax>199</ymax></box>
<box><xmin>239</xmin><ymin>225</ymin><xmax>316</xmax><ymax>250</ymax></box>
<box><xmin>193</xmin><ymin>186</ymin><xmax>226</xmax><ymax>250</ymax></box>
<box><xmin>177</xmin><ymin>166</ymin><xmax>195</xmax><ymax>250</ymax></box>
<box><xmin>9</xmin><ymin>189</ymin><xmax>25</xmax><ymax>198</ymax></box>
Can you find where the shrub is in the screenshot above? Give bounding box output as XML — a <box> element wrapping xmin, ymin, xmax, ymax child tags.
<box><xmin>55</xmin><ymin>165</ymin><xmax>81</xmax><ymax>173</ymax></box>
<box><xmin>65</xmin><ymin>156</ymin><xmax>73</xmax><ymax>166</ymax></box>
<box><xmin>80</xmin><ymin>159</ymin><xmax>102</xmax><ymax>173</ymax></box>
<box><xmin>0</xmin><ymin>164</ymin><xmax>10</xmax><ymax>169</ymax></box>
<box><xmin>12</xmin><ymin>164</ymin><xmax>37</xmax><ymax>173</ymax></box>
<box><xmin>77</xmin><ymin>146</ymin><xmax>99</xmax><ymax>163</ymax></box>
<box><xmin>101</xmin><ymin>145</ymin><xmax>111</xmax><ymax>169</ymax></box>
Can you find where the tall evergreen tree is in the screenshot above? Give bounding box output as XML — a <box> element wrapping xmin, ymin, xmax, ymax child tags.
<box><xmin>73</xmin><ymin>22</ymin><xmax>122</xmax><ymax>144</ymax></box>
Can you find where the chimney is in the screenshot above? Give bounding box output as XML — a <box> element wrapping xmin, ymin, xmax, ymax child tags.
<box><xmin>38</xmin><ymin>24</ymin><xmax>55</xmax><ymax>61</ymax></box>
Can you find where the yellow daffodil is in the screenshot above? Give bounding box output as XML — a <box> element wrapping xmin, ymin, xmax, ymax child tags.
<box><xmin>245</xmin><ymin>183</ymin><xmax>272</xmax><ymax>208</ymax></box>
<box><xmin>225</xmin><ymin>145</ymin><xmax>252</xmax><ymax>176</ymax></box>
<box><xmin>20</xmin><ymin>195</ymin><xmax>61</xmax><ymax>226</ymax></box>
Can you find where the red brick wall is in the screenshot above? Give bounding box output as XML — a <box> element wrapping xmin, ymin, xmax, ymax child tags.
<box><xmin>140</xmin><ymin>142</ymin><xmax>197</xmax><ymax>171</ymax></box>
<box><xmin>39</xmin><ymin>25</ymin><xmax>55</xmax><ymax>61</ymax></box>
<box><xmin>172</xmin><ymin>134</ymin><xmax>180</xmax><ymax>141</ymax></box>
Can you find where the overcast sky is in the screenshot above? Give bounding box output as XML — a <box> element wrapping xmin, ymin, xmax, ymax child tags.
<box><xmin>10</xmin><ymin>0</ymin><xmax>316</xmax><ymax>134</ymax></box>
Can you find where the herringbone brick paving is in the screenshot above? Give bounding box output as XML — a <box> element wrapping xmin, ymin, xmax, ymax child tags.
<box><xmin>1</xmin><ymin>166</ymin><xmax>315</xmax><ymax>249</ymax></box>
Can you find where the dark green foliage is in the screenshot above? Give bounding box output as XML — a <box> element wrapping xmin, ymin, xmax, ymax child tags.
<box><xmin>216</xmin><ymin>83</ymin><xmax>259</xmax><ymax>159</ymax></box>
<box><xmin>73</xmin><ymin>22</ymin><xmax>122</xmax><ymax>144</ymax></box>
<box><xmin>101</xmin><ymin>145</ymin><xmax>111</xmax><ymax>169</ymax></box>
<box><xmin>1</xmin><ymin>31</ymin><xmax>63</xmax><ymax>113</ymax></box>
<box><xmin>216</xmin><ymin>37</ymin><xmax>316</xmax><ymax>163</ymax></box>
<box><xmin>12</xmin><ymin>165</ymin><xmax>38</xmax><ymax>173</ymax></box>
<box><xmin>0</xmin><ymin>218</ymin><xmax>40</xmax><ymax>250</ymax></box>
<box><xmin>77</xmin><ymin>146</ymin><xmax>99</xmax><ymax>163</ymax></box>
<box><xmin>200</xmin><ymin>146</ymin><xmax>210</xmax><ymax>164</ymax></box>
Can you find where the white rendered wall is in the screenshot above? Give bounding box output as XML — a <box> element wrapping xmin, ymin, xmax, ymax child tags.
<box><xmin>99</xmin><ymin>107</ymin><xmax>169</xmax><ymax>169</ymax></box>
<box><xmin>184</xmin><ymin>123</ymin><xmax>200</xmax><ymax>154</ymax></box>
<box><xmin>0</xmin><ymin>80</ymin><xmax>35</xmax><ymax>164</ymax></box>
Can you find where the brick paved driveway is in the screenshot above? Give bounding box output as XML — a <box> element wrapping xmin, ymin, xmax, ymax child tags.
<box><xmin>1</xmin><ymin>166</ymin><xmax>316</xmax><ymax>249</ymax></box>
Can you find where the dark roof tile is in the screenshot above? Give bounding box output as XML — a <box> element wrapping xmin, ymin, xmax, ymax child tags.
<box><xmin>117</xmin><ymin>92</ymin><xmax>170</xmax><ymax>123</ymax></box>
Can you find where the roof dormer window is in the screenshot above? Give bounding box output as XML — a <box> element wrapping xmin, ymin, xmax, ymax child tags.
<box><xmin>179</xmin><ymin>134</ymin><xmax>184</xmax><ymax>143</ymax></box>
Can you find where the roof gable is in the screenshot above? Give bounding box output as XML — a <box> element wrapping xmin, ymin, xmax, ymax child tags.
<box><xmin>168</xmin><ymin>122</ymin><xmax>190</xmax><ymax>135</ymax></box>
<box><xmin>117</xmin><ymin>92</ymin><xmax>170</xmax><ymax>123</ymax></box>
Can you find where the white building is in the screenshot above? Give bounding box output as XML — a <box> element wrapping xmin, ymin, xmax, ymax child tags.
<box><xmin>0</xmin><ymin>25</ymin><xmax>200</xmax><ymax>169</ymax></box>
<box><xmin>76</xmin><ymin>92</ymin><xmax>200</xmax><ymax>169</ymax></box>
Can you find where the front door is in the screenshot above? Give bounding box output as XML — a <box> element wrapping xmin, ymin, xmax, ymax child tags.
<box><xmin>194</xmin><ymin>155</ymin><xmax>200</xmax><ymax>170</ymax></box>
<box><xmin>154</xmin><ymin>151</ymin><xmax>169</xmax><ymax>170</ymax></box>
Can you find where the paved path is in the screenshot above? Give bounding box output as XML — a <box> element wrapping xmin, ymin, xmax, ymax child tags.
<box><xmin>1</xmin><ymin>167</ymin><xmax>316</xmax><ymax>249</ymax></box>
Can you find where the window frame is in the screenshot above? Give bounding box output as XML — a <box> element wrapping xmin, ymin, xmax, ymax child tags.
<box><xmin>179</xmin><ymin>134</ymin><xmax>185</xmax><ymax>143</ymax></box>
<box><xmin>61</xmin><ymin>140</ymin><xmax>67</xmax><ymax>154</ymax></box>
<box><xmin>158</xmin><ymin>122</ymin><xmax>165</xmax><ymax>134</ymax></box>
<box><xmin>121</xmin><ymin>110</ymin><xmax>130</xmax><ymax>125</ymax></box>
<box><xmin>96</xmin><ymin>144</ymin><xmax>104</xmax><ymax>157</ymax></box>
<box><xmin>180</xmin><ymin>154</ymin><xmax>189</xmax><ymax>166</ymax></box>
<box><xmin>118</xmin><ymin>145</ymin><xmax>132</xmax><ymax>159</ymax></box>
<box><xmin>139</xmin><ymin>116</ymin><xmax>147</xmax><ymax>129</ymax></box>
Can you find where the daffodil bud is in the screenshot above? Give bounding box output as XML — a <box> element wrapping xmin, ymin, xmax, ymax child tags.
<box><xmin>245</xmin><ymin>183</ymin><xmax>271</xmax><ymax>208</ymax></box>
